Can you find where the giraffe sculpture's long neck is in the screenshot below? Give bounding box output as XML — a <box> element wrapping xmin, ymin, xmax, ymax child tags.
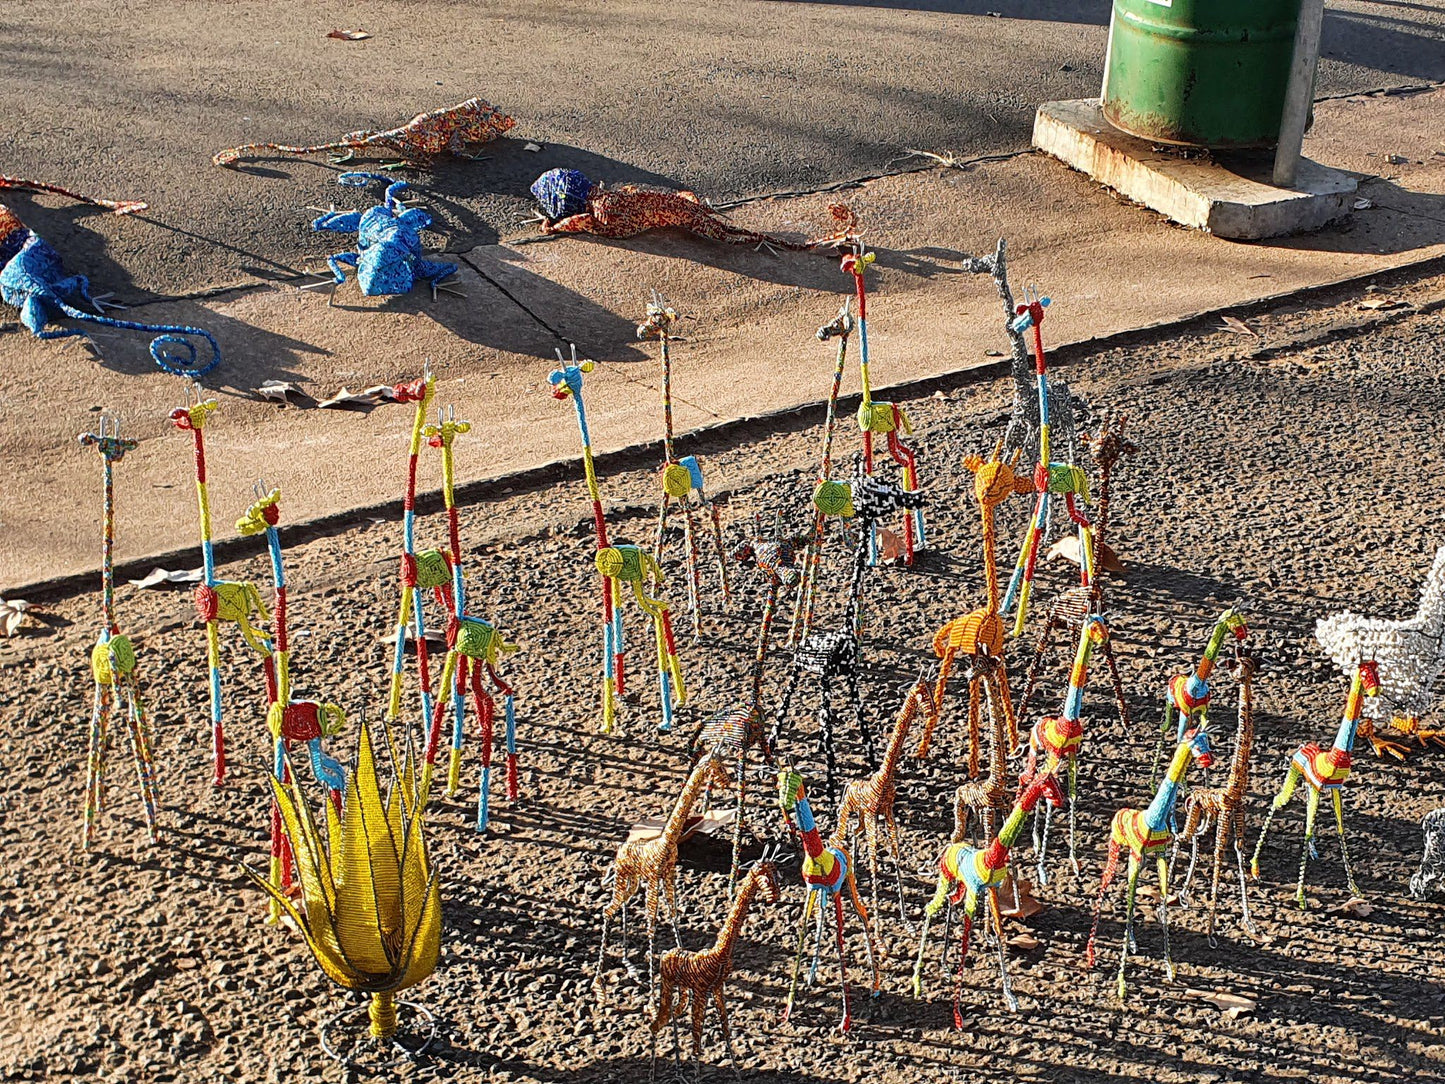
<box><xmin>877</xmin><ymin>689</ymin><xmax>920</xmax><ymax>788</ymax></box>
<box><xmin>787</xmin><ymin>794</ymin><xmax>826</xmax><ymax>863</ymax></box>
<box><xmin>101</xmin><ymin>458</ymin><xmax>117</xmax><ymax>633</ymax></box>
<box><xmin>998</xmin><ymin>774</ymin><xmax>1055</xmax><ymax>851</ymax></box>
<box><xmin>1061</xmin><ymin>620</ymin><xmax>1101</xmax><ymax>722</ymax></box>
<box><xmin>979</xmin><ymin>501</ymin><xmax>1000</xmax><ymax>614</ymax></box>
<box><xmin>569</xmin><ymin>387</ymin><xmax>609</xmax><ymax>549</ymax></box>
<box><xmin>1225</xmin><ymin>674</ymin><xmax>1253</xmax><ymax>801</ymax></box>
<box><xmin>1186</xmin><ymin>614</ymin><xmax>1235</xmax><ymax>701</ymax></box>
<box><xmin>1145</xmin><ymin>742</ymin><xmax>1196</xmax><ymax>833</ymax></box>
<box><xmin>658</xmin><ymin>332</ymin><xmax>676</xmax><ymax>464</ymax></box>
<box><xmin>1094</xmin><ymin>457</ymin><xmax>1115</xmax><ymax>550</ymax></box>
<box><xmin>441</xmin><ymin>443</ymin><xmax>466</xmax><ymax>617</ymax></box>
<box><xmin>817</xmin><ymin>333</ymin><xmax>849</xmax><ymax>483</ymax></box>
<box><xmin>191</xmin><ymin>427</ymin><xmax>216</xmax><ymax>585</ymax></box>
<box><xmin>264</xmin><ymin>519</ymin><xmax>290</xmax><ymax>705</ymax></box>
<box><xmin>718</xmin><ymin>868</ymin><xmax>763</xmax><ymax>955</ymax></box>
<box><xmin>1335</xmin><ymin>668</ymin><xmax>1369</xmax><ymax>754</ymax></box>
<box><xmin>662</xmin><ymin>757</ymin><xmax>717</xmax><ymax>844</ymax></box>
<box><xmin>983</xmin><ymin>678</ymin><xmax>1008</xmax><ymax>785</ymax></box>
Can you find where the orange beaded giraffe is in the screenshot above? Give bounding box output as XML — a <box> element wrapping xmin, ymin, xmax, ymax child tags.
<box><xmin>836</xmin><ymin>676</ymin><xmax>935</xmax><ymax>928</ymax></box>
<box><xmin>650</xmin><ymin>854</ymin><xmax>781</xmax><ymax>1082</ymax></box>
<box><xmin>596</xmin><ymin>750</ymin><xmax>732</xmax><ymax>992</ymax></box>
<box><xmin>1175</xmin><ymin>650</ymin><xmax>1258</xmax><ymax>942</ymax></box>
<box><xmin>916</xmin><ymin>444</ymin><xmax>1035</xmax><ymax>774</ymax></box>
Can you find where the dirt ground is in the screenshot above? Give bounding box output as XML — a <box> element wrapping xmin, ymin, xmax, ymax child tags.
<box><xmin>4</xmin><ymin>268</ymin><xmax>1445</xmax><ymax>1083</ymax></box>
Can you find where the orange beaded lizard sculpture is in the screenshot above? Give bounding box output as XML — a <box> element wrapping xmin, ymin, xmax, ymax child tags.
<box><xmin>1018</xmin><ymin>411</ymin><xmax>1136</xmax><ymax>733</ymax></box>
<box><xmin>835</xmin><ymin>676</ymin><xmax>935</xmax><ymax>928</ymax></box>
<box><xmin>596</xmin><ymin>750</ymin><xmax>733</xmax><ymax>993</ymax></box>
<box><xmin>212</xmin><ymin>97</ymin><xmax>515</xmax><ymax>168</ymax></box>
<box><xmin>649</xmin><ymin>850</ymin><xmax>782</xmax><ymax>1083</ymax></box>
<box><xmin>916</xmin><ymin>443</ymin><xmax>1034</xmax><ymax>774</ymax></box>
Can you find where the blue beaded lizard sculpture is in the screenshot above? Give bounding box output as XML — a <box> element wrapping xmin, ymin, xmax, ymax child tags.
<box><xmin>0</xmin><ymin>176</ymin><xmax>220</xmax><ymax>377</ymax></box>
<box><xmin>311</xmin><ymin>172</ymin><xmax>458</xmax><ymax>298</ymax></box>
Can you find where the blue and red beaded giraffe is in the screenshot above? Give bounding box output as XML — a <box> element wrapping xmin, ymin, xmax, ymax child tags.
<box><xmin>1252</xmin><ymin>659</ymin><xmax>1380</xmax><ymax>908</ymax></box>
<box><xmin>1087</xmin><ymin>725</ymin><xmax>1216</xmax><ymax>999</ymax></box>
<box><xmin>911</xmin><ymin>770</ymin><xmax>1064</xmax><ymax>1026</ymax></box>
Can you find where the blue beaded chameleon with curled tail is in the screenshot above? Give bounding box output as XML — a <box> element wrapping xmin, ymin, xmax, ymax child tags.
<box><xmin>311</xmin><ymin>172</ymin><xmax>457</xmax><ymax>297</ymax></box>
<box><xmin>0</xmin><ymin>199</ymin><xmax>220</xmax><ymax>377</ymax></box>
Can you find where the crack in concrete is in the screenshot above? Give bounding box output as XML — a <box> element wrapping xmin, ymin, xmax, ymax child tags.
<box><xmin>456</xmin><ymin>251</ymin><xmax>571</xmax><ymax>347</ymax></box>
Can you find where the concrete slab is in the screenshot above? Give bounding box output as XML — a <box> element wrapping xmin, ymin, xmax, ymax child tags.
<box><xmin>1033</xmin><ymin>98</ymin><xmax>1359</xmax><ymax>239</ymax></box>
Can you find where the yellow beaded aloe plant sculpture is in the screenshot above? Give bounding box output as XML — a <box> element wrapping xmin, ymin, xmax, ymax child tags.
<box><xmin>247</xmin><ymin>718</ymin><xmax>441</xmax><ymax>1058</ymax></box>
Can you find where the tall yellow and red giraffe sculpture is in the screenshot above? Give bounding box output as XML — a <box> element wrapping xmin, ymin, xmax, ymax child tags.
<box><xmin>999</xmin><ymin>289</ymin><xmax>1094</xmax><ymax>637</ymax></box>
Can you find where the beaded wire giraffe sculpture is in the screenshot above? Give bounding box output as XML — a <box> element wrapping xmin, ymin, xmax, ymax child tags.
<box><xmin>384</xmin><ymin>369</ymin><xmax>443</xmax><ymax>750</ymax></box>
<box><xmin>649</xmin><ymin>852</ymin><xmax>782</xmax><ymax>1084</ymax></box>
<box><xmin>948</xmin><ymin>656</ymin><xmax>1013</xmax><ymax>848</ymax></box>
<box><xmin>777</xmin><ymin>768</ymin><xmax>881</xmax><ymax>1032</ymax></box>
<box><xmin>916</xmin><ymin>443</ymin><xmax>1034</xmax><ymax>774</ymax></box>
<box><xmin>550</xmin><ymin>348</ymin><xmax>685</xmax><ymax>733</ymax></box>
<box><xmin>1087</xmin><ymin>725</ymin><xmax>1216</xmax><ymax>999</ymax></box>
<box><xmin>836</xmin><ymin>676</ymin><xmax>935</xmax><ymax>929</ymax></box>
<box><xmin>1018</xmin><ymin>411</ymin><xmax>1136</xmax><ymax>732</ymax></box>
<box><xmin>1149</xmin><ymin>608</ymin><xmax>1249</xmax><ymax>786</ymax></box>
<box><xmin>169</xmin><ymin>389</ymin><xmax>275</xmax><ymax>784</ymax></box>
<box><xmin>1251</xmin><ymin>660</ymin><xmax>1380</xmax><ymax>909</ymax></box>
<box><xmin>773</xmin><ymin>460</ymin><xmax>926</xmax><ymax>798</ymax></box>
<box><xmin>999</xmin><ymin>289</ymin><xmax>1094</xmax><ymax>637</ymax></box>
<box><xmin>911</xmin><ymin>770</ymin><xmax>1064</xmax><ymax>1025</ymax></box>
<box><xmin>79</xmin><ymin>416</ymin><xmax>160</xmax><ymax>850</ymax></box>
<box><xmin>417</xmin><ymin>407</ymin><xmax>520</xmax><ymax>831</ymax></box>
<box><xmin>596</xmin><ymin>750</ymin><xmax>732</xmax><ymax>993</ymax></box>
<box><xmin>234</xmin><ymin>484</ymin><xmax>347</xmax><ymax>921</ymax></box>
<box><xmin>844</xmin><ymin>248</ymin><xmax>925</xmax><ymax>566</ymax></box>
<box><xmin>1015</xmin><ymin>614</ymin><xmax>1110</xmax><ymax>885</ymax></box>
<box><xmin>1174</xmin><ymin>650</ymin><xmax>1258</xmax><ymax>942</ymax></box>
<box><xmin>691</xmin><ymin>518</ymin><xmax>802</xmax><ymax>896</ymax></box>
<box><xmin>788</xmin><ymin>301</ymin><xmax>854</xmax><ymax>647</ymax></box>
<box><xmin>638</xmin><ymin>292</ymin><xmax>731</xmax><ymax>639</ymax></box>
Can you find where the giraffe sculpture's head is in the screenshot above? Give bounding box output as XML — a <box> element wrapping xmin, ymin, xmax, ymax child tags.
<box><xmin>964</xmin><ymin>441</ymin><xmax>1035</xmax><ymax>511</ymax></box>
<box><xmin>1181</xmin><ymin>725</ymin><xmax>1215</xmax><ymax>770</ymax></box>
<box><xmin>1081</xmin><ymin>410</ymin><xmax>1138</xmax><ymax>475</ymax></box>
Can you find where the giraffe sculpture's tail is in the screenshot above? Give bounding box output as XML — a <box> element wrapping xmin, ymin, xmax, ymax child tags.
<box><xmin>213</xmin><ymin>141</ymin><xmax>358</xmax><ymax>167</ymax></box>
<box><xmin>0</xmin><ymin>175</ymin><xmax>146</xmax><ymax>215</ymax></box>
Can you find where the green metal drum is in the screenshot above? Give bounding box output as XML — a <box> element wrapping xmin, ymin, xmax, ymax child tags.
<box><xmin>1103</xmin><ymin>0</ymin><xmax>1303</xmax><ymax>148</ymax></box>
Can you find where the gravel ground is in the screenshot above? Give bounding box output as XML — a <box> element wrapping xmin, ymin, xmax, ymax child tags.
<box><xmin>4</xmin><ymin>273</ymin><xmax>1445</xmax><ymax>1083</ymax></box>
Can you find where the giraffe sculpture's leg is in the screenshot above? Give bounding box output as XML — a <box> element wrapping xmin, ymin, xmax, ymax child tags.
<box><xmin>770</xmin><ymin>665</ymin><xmax>803</xmax><ymax>761</ymax></box>
<box><xmin>1116</xmin><ymin>853</ymin><xmax>1143</xmax><ymax>999</ymax></box>
<box><xmin>783</xmin><ymin>891</ymin><xmax>817</xmax><ymax>1023</ymax></box>
<box><xmin>653</xmin><ymin>491</ymin><xmax>672</xmax><ymax>566</ymax></box>
<box><xmin>1157</xmin><ymin>853</ymin><xmax>1176</xmax><ymax>983</ymax></box>
<box><xmin>1102</xmin><ymin>637</ymin><xmax>1131</xmax><ymax>732</ymax></box>
<box><xmin>884</xmin><ymin>809</ymin><xmax>911</xmax><ymax>930</ymax></box>
<box><xmin>918</xmin><ymin>645</ymin><xmax>957</xmax><ymax>759</ymax></box>
<box><xmin>847</xmin><ymin>871</ymin><xmax>881</xmax><ymax>1000</ymax></box>
<box><xmin>950</xmin><ymin>895</ymin><xmax>976</xmax><ymax>1031</ymax></box>
<box><xmin>649</xmin><ymin>973</ymin><xmax>675</xmax><ymax>1084</ymax></box>
<box><xmin>707</xmin><ymin>501</ymin><xmax>731</xmax><ymax>610</ymax></box>
<box><xmin>715</xmin><ymin>989</ymin><xmax>741</xmax><ymax>1082</ymax></box>
<box><xmin>1233</xmin><ymin>816</ymin><xmax>1257</xmax><ymax>936</ymax></box>
<box><xmin>1019</xmin><ymin>613</ymin><xmax>1058</xmax><ymax>722</ymax></box>
<box><xmin>122</xmin><ymin>678</ymin><xmax>161</xmax><ymax>845</ymax></box>
<box><xmin>1150</xmin><ymin>699</ymin><xmax>1176</xmax><ymax>790</ymax></box>
<box><xmin>911</xmin><ymin>881</ymin><xmax>946</xmax><ymax>998</ymax></box>
<box><xmin>832</xmin><ymin>892</ymin><xmax>852</xmax><ymax>1032</ymax></box>
<box><xmin>728</xmin><ymin>754</ymin><xmax>746</xmax><ymax>900</ymax></box>
<box><xmin>1298</xmin><ymin>787</ymin><xmax>1323</xmax><ymax>910</ymax></box>
<box><xmin>995</xmin><ymin>669</ymin><xmax>1019</xmax><ymax>755</ymax></box>
<box><xmin>471</xmin><ymin>661</ymin><xmax>496</xmax><ymax>833</ymax></box>
<box><xmin>818</xmin><ymin>696</ymin><xmax>839</xmax><ymax>803</ymax></box>
<box><xmin>849</xmin><ymin>656</ymin><xmax>875</xmax><ymax>771</ymax></box>
<box><xmin>1333</xmin><ymin>788</ymin><xmax>1362</xmax><ymax>898</ymax></box>
<box><xmin>1034</xmin><ymin>799</ymin><xmax>1052</xmax><ymax>887</ymax></box>
<box><xmin>665</xmin><ymin>879</ymin><xmax>683</xmax><ymax>949</ymax></box>
<box><xmin>646</xmin><ymin>888</ymin><xmax>660</xmax><ymax>997</ymax></box>
<box><xmin>1087</xmin><ymin>839</ymin><xmax>1122</xmax><ymax>968</ymax></box>
<box><xmin>206</xmin><ymin>619</ymin><xmax>225</xmax><ymax>784</ymax></box>
<box><xmin>966</xmin><ymin>673</ymin><xmax>983</xmax><ymax>779</ymax></box>
<box><xmin>681</xmin><ymin>503</ymin><xmax>703</xmax><ymax>639</ymax></box>
<box><xmin>689</xmin><ymin>989</ymin><xmax>706</xmax><ymax>1079</ymax></box>
<box><xmin>1207</xmin><ymin>813</ymin><xmax>1230</xmax><ymax>943</ymax></box>
<box><xmin>866</xmin><ymin>817</ymin><xmax>881</xmax><ymax>930</ymax></box>
<box><xmin>989</xmin><ymin>886</ymin><xmax>1018</xmax><ymax>1012</ymax></box>
<box><xmin>1251</xmin><ymin>762</ymin><xmax>1301</xmax><ymax>878</ymax></box>
<box><xmin>446</xmin><ymin>651</ymin><xmax>466</xmax><ymax>798</ymax></box>
<box><xmin>1175</xmin><ymin>802</ymin><xmax>1205</xmax><ymax>903</ymax></box>
<box><xmin>807</xmin><ymin>891</ymin><xmax>827</xmax><ymax>987</ymax></box>
<box><xmin>1067</xmin><ymin>754</ymin><xmax>1081</xmax><ymax>875</ymax></box>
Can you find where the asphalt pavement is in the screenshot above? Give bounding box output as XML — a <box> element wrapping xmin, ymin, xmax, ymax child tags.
<box><xmin>2</xmin><ymin>1</ymin><xmax>1441</xmax><ymax>298</ymax></box>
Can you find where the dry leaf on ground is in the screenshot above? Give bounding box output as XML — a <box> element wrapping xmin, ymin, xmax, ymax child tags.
<box><xmin>1186</xmin><ymin>988</ymin><xmax>1257</xmax><ymax>1017</ymax></box>
<box><xmin>255</xmin><ymin>380</ymin><xmax>304</xmax><ymax>403</ymax></box>
<box><xmin>326</xmin><ymin>29</ymin><xmax>371</xmax><ymax>40</ymax></box>
<box><xmin>128</xmin><ymin>567</ymin><xmax>203</xmax><ymax>588</ymax></box>
<box><xmin>1218</xmin><ymin>315</ymin><xmax>1258</xmax><ymax>337</ymax></box>
<box><xmin>0</xmin><ymin>599</ymin><xmax>31</xmax><ymax>637</ymax></box>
